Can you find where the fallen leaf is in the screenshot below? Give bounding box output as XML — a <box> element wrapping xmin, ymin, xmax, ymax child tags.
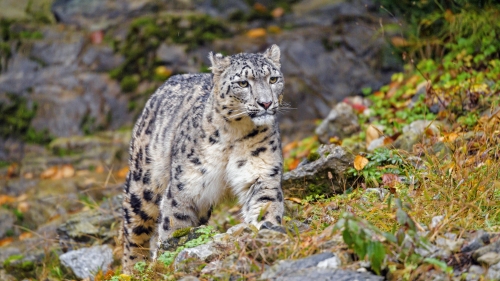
<box><xmin>17</xmin><ymin>202</ymin><xmax>29</xmax><ymax>213</ymax></box>
<box><xmin>0</xmin><ymin>195</ymin><xmax>16</xmax><ymax>205</ymax></box>
<box><xmin>366</xmin><ymin>125</ymin><xmax>381</xmax><ymax>147</ymax></box>
<box><xmin>95</xmin><ymin>165</ymin><xmax>105</xmax><ymax>174</ymax></box>
<box><xmin>90</xmin><ymin>30</ymin><xmax>103</xmax><ymax>44</ymax></box>
<box><xmin>354</xmin><ymin>155</ymin><xmax>369</xmax><ymax>171</ymax></box>
<box><xmin>0</xmin><ymin>237</ymin><xmax>14</xmax><ymax>247</ymax></box>
<box><xmin>288</xmin><ymin>158</ymin><xmax>300</xmax><ymax>171</ymax></box>
<box><xmin>283</xmin><ymin>141</ymin><xmax>298</xmax><ymax>154</ymax></box>
<box><xmin>116</xmin><ymin>166</ymin><xmax>129</xmax><ymax>179</ymax></box>
<box><xmin>19</xmin><ymin>232</ymin><xmax>33</xmax><ymax>240</ymax></box>
<box><xmin>246</xmin><ymin>28</ymin><xmax>266</xmax><ymax>38</ymax></box>
<box><xmin>253</xmin><ymin>2</ymin><xmax>267</xmax><ymax>13</ymax></box>
<box><xmin>267</xmin><ymin>25</ymin><xmax>282</xmax><ymax>34</ymax></box>
<box><xmin>155</xmin><ymin>66</ymin><xmax>173</xmax><ymax>79</ymax></box>
<box><xmin>61</xmin><ymin>164</ymin><xmax>75</xmax><ymax>178</ymax></box>
<box><xmin>271</xmin><ymin>7</ymin><xmax>284</xmax><ymax>18</ymax></box>
<box><xmin>40</xmin><ymin>166</ymin><xmax>58</xmax><ymax>179</ymax></box>
<box><xmin>119</xmin><ymin>274</ymin><xmax>132</xmax><ymax>281</ymax></box>
<box><xmin>285</xmin><ymin>197</ymin><xmax>303</xmax><ymax>204</ymax></box>
<box><xmin>391</xmin><ymin>36</ymin><xmax>408</xmax><ymax>47</ymax></box>
<box><xmin>382</xmin><ymin>173</ymin><xmax>400</xmax><ymax>189</ymax></box>
<box><xmin>7</xmin><ymin>163</ymin><xmax>19</xmax><ymax>178</ymax></box>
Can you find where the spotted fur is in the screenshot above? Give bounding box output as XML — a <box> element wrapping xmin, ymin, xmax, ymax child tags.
<box><xmin>122</xmin><ymin>45</ymin><xmax>285</xmax><ymax>273</ymax></box>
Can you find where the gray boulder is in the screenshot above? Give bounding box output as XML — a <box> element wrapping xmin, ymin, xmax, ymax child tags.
<box><xmin>315</xmin><ymin>102</ymin><xmax>360</xmax><ymax>143</ymax></box>
<box><xmin>59</xmin><ymin>245</ymin><xmax>113</xmax><ymax>279</ymax></box>
<box><xmin>282</xmin><ymin>144</ymin><xmax>354</xmax><ymax>197</ymax></box>
<box><xmin>261</xmin><ymin>252</ymin><xmax>383</xmax><ymax>281</ymax></box>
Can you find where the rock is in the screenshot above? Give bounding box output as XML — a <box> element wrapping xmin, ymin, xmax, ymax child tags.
<box><xmin>316</xmin><ymin>255</ymin><xmax>341</xmax><ymax>269</ymax></box>
<box><xmin>175</xmin><ymin>243</ymin><xmax>223</xmax><ymax>272</ymax></box>
<box><xmin>393</xmin><ymin>120</ymin><xmax>444</xmax><ymax>152</ymax></box>
<box><xmin>193</xmin><ymin>0</ymin><xmax>250</xmax><ymax>20</ymax></box>
<box><xmin>31</xmin><ymin>35</ymin><xmax>84</xmax><ymax>66</ymax></box>
<box><xmin>156</xmin><ymin>43</ymin><xmax>188</xmax><ymax>65</ymax></box>
<box><xmin>81</xmin><ymin>45</ymin><xmax>125</xmax><ymax>72</ymax></box>
<box><xmin>430</xmin><ymin>215</ymin><xmax>444</xmax><ymax>229</ymax></box>
<box><xmin>3</xmin><ymin>250</ymin><xmax>47</xmax><ymax>279</ymax></box>
<box><xmin>57</xmin><ymin>198</ymin><xmax>121</xmax><ymax>251</ymax></box>
<box><xmin>178</xmin><ymin>276</ymin><xmax>200</xmax><ymax>281</ymax></box>
<box><xmin>59</xmin><ymin>245</ymin><xmax>113</xmax><ymax>280</ymax></box>
<box><xmin>261</xmin><ymin>252</ymin><xmax>383</xmax><ymax>281</ymax></box>
<box><xmin>260</xmin><ymin>221</ymin><xmax>287</xmax><ymax>234</ymax></box>
<box><xmin>200</xmin><ymin>254</ymin><xmax>252</xmax><ymax>276</ymax></box>
<box><xmin>282</xmin><ymin>144</ymin><xmax>353</xmax><ymax>197</ymax></box>
<box><xmin>486</xmin><ymin>261</ymin><xmax>500</xmax><ymax>281</ymax></box>
<box><xmin>51</xmin><ymin>0</ymin><xmax>160</xmax><ymax>30</ymax></box>
<box><xmin>462</xmin><ymin>231</ymin><xmax>491</xmax><ymax>253</ymax></box>
<box><xmin>0</xmin><ymin>270</ymin><xmax>16</xmax><ymax>281</ymax></box>
<box><xmin>315</xmin><ymin>102</ymin><xmax>360</xmax><ymax>143</ymax></box>
<box><xmin>362</xmin><ymin>188</ymin><xmax>388</xmax><ymax>202</ymax></box>
<box><xmin>466</xmin><ymin>265</ymin><xmax>485</xmax><ymax>281</ymax></box>
<box><xmin>473</xmin><ymin>239</ymin><xmax>500</xmax><ymax>261</ymax></box>
<box><xmin>0</xmin><ymin>209</ymin><xmax>16</xmax><ymax>239</ymax></box>
<box><xmin>477</xmin><ymin>252</ymin><xmax>500</xmax><ymax>266</ymax></box>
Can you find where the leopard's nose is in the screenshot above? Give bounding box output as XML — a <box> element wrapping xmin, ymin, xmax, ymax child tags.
<box><xmin>258</xmin><ymin>101</ymin><xmax>272</xmax><ymax>110</ymax></box>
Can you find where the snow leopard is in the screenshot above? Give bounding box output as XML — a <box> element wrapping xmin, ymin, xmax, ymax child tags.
<box><xmin>122</xmin><ymin>45</ymin><xmax>285</xmax><ymax>272</ymax></box>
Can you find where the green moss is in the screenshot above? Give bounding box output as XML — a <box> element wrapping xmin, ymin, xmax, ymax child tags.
<box><xmin>3</xmin><ymin>254</ymin><xmax>23</xmax><ymax>268</ymax></box>
<box><xmin>172</xmin><ymin>227</ymin><xmax>192</xmax><ymax>238</ymax></box>
<box><xmin>111</xmin><ymin>14</ymin><xmax>230</xmax><ymax>84</ymax></box>
<box><xmin>0</xmin><ymin>93</ymin><xmax>53</xmax><ymax>144</ymax></box>
<box><xmin>120</xmin><ymin>75</ymin><xmax>139</xmax><ymax>93</ymax></box>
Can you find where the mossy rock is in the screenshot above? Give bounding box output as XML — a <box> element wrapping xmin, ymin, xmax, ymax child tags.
<box><xmin>3</xmin><ymin>254</ymin><xmax>39</xmax><ymax>279</ymax></box>
<box><xmin>282</xmin><ymin>144</ymin><xmax>354</xmax><ymax>198</ymax></box>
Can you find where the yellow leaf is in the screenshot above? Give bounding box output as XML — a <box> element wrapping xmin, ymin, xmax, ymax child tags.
<box><xmin>366</xmin><ymin>125</ymin><xmax>381</xmax><ymax>147</ymax></box>
<box><xmin>246</xmin><ymin>28</ymin><xmax>266</xmax><ymax>38</ymax></box>
<box><xmin>354</xmin><ymin>155</ymin><xmax>369</xmax><ymax>171</ymax></box>
<box><xmin>119</xmin><ymin>274</ymin><xmax>132</xmax><ymax>281</ymax></box>
<box><xmin>19</xmin><ymin>232</ymin><xmax>33</xmax><ymax>240</ymax></box>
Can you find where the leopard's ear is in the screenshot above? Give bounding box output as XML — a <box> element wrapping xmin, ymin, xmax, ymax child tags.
<box><xmin>208</xmin><ymin>52</ymin><xmax>230</xmax><ymax>75</ymax></box>
<box><xmin>263</xmin><ymin>44</ymin><xmax>281</xmax><ymax>68</ymax></box>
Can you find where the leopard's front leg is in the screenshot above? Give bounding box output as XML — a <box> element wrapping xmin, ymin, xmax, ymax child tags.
<box><xmin>242</xmin><ymin>177</ymin><xmax>284</xmax><ymax>227</ymax></box>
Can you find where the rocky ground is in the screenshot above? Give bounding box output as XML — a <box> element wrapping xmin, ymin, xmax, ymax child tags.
<box><xmin>1</xmin><ymin>0</ymin><xmax>500</xmax><ymax>280</ymax></box>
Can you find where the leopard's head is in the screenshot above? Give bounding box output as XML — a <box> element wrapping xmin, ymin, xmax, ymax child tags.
<box><xmin>209</xmin><ymin>45</ymin><xmax>284</xmax><ymax>126</ymax></box>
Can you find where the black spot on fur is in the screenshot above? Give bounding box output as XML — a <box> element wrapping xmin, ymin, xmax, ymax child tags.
<box><xmin>270</xmin><ymin>140</ymin><xmax>275</xmax><ymax>145</ymax></box>
<box><xmin>177</xmin><ymin>183</ymin><xmax>184</xmax><ymax>191</ymax></box>
<box><xmin>123</xmin><ymin>207</ymin><xmax>131</xmax><ymax>224</ymax></box>
<box><xmin>154</xmin><ymin>194</ymin><xmax>162</xmax><ymax>205</ymax></box>
<box><xmin>139</xmin><ymin>210</ymin><xmax>152</xmax><ymax>221</ymax></box>
<box><xmin>167</xmin><ymin>186</ymin><xmax>172</xmax><ymax>199</ymax></box>
<box><xmin>163</xmin><ymin>216</ymin><xmax>170</xmax><ymax>231</ymax></box>
<box><xmin>124</xmin><ymin>174</ymin><xmax>131</xmax><ymax>193</ymax></box>
<box><xmin>129</xmin><ymin>242</ymin><xmax>139</xmax><ymax>248</ymax></box>
<box><xmin>191</xmin><ymin>158</ymin><xmax>201</xmax><ymax>165</ymax></box>
<box><xmin>276</xmin><ymin>216</ymin><xmax>282</xmax><ymax>224</ymax></box>
<box><xmin>270</xmin><ymin>166</ymin><xmax>280</xmax><ymax>177</ymax></box>
<box><xmin>174</xmin><ymin>213</ymin><xmax>190</xmax><ymax>221</ymax></box>
<box><xmin>200</xmin><ymin>168</ymin><xmax>207</xmax><ymax>174</ymax></box>
<box><xmin>133</xmin><ymin>225</ymin><xmax>152</xmax><ymax>235</ymax></box>
<box><xmin>132</xmin><ymin>169</ymin><xmax>142</xmax><ymax>182</ymax></box>
<box><xmin>235</xmin><ymin>117</ymin><xmax>242</xmax><ymax>121</ymax></box>
<box><xmin>142</xmin><ymin>170</ymin><xmax>151</xmax><ymax>185</ymax></box>
<box><xmin>143</xmin><ymin>189</ymin><xmax>153</xmax><ymax>202</ymax></box>
<box><xmin>237</xmin><ymin>159</ymin><xmax>247</xmax><ymax>168</ymax></box>
<box><xmin>277</xmin><ymin>191</ymin><xmax>283</xmax><ymax>202</ymax></box>
<box><xmin>172</xmin><ymin>199</ymin><xmax>178</xmax><ymax>207</ymax></box>
<box><xmin>129</xmin><ymin>255</ymin><xmax>137</xmax><ymax>260</ymax></box>
<box><xmin>271</xmin><ymin>145</ymin><xmax>278</xmax><ymax>152</ymax></box>
<box><xmin>130</xmin><ymin>193</ymin><xmax>142</xmax><ymax>215</ymax></box>
<box><xmin>251</xmin><ymin>147</ymin><xmax>267</xmax><ymax>157</ymax></box>
<box><xmin>257</xmin><ymin>196</ymin><xmax>276</xmax><ymax>202</ymax></box>
<box><xmin>243</xmin><ymin>128</ymin><xmax>260</xmax><ymax>140</ymax></box>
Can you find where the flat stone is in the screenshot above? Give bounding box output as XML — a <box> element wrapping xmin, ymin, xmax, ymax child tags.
<box><xmin>59</xmin><ymin>245</ymin><xmax>113</xmax><ymax>280</ymax></box>
<box><xmin>477</xmin><ymin>252</ymin><xmax>500</xmax><ymax>266</ymax></box>
<box><xmin>282</xmin><ymin>144</ymin><xmax>353</xmax><ymax>197</ymax></box>
<box><xmin>0</xmin><ymin>209</ymin><xmax>16</xmax><ymax>239</ymax></box>
<box><xmin>261</xmin><ymin>252</ymin><xmax>382</xmax><ymax>281</ymax></box>
<box><xmin>315</xmin><ymin>102</ymin><xmax>360</xmax><ymax>143</ymax></box>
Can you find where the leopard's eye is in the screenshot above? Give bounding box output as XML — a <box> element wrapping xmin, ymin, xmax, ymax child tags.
<box><xmin>269</xmin><ymin>77</ymin><xmax>278</xmax><ymax>84</ymax></box>
<box><xmin>238</xmin><ymin>81</ymin><xmax>249</xmax><ymax>87</ymax></box>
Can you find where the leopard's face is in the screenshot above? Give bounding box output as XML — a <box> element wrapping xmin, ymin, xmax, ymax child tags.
<box><xmin>210</xmin><ymin>45</ymin><xmax>284</xmax><ymax>126</ymax></box>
